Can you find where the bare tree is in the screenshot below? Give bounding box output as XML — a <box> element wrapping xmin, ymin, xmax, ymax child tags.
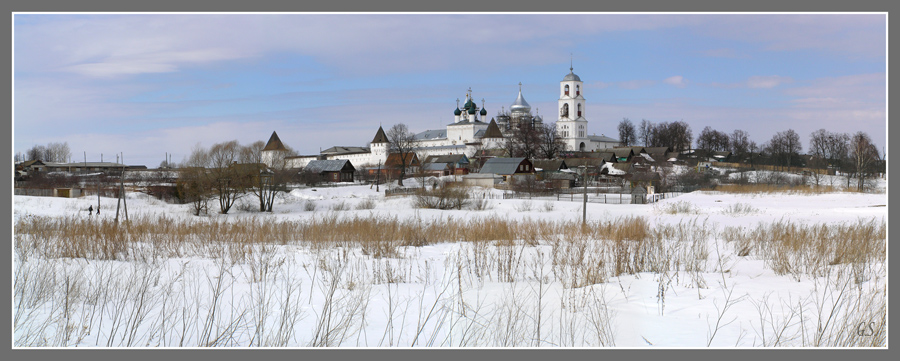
<box><xmin>178</xmin><ymin>144</ymin><xmax>213</xmax><ymax>216</ymax></box>
<box><xmin>638</xmin><ymin>119</ymin><xmax>653</xmax><ymax>147</ymax></box>
<box><xmin>649</xmin><ymin>121</ymin><xmax>692</xmax><ymax>152</ymax></box>
<box><xmin>504</xmin><ymin>122</ymin><xmax>542</xmax><ymax>159</ymax></box>
<box><xmin>241</xmin><ymin>141</ymin><xmax>297</xmax><ymax>212</ymax></box>
<box><xmin>808</xmin><ymin>129</ymin><xmax>831</xmax><ymax>186</ymax></box>
<box><xmin>386</xmin><ymin>123</ymin><xmax>417</xmax><ymax>187</ymax></box>
<box><xmin>766</xmin><ymin>129</ymin><xmax>802</xmax><ymax>170</ymax></box>
<box><xmin>849</xmin><ymin>131</ymin><xmax>880</xmax><ymax>192</ymax></box>
<box><xmin>208</xmin><ymin>140</ymin><xmax>245</xmax><ymax>214</ymax></box>
<box><xmin>617</xmin><ymin>118</ymin><xmax>636</xmax><ymax>147</ymax></box>
<box><xmin>730</xmin><ymin>129</ymin><xmax>751</xmax><ymax>162</ymax></box>
<box><xmin>537</xmin><ymin>122</ymin><xmax>566</xmax><ymax>159</ymax></box>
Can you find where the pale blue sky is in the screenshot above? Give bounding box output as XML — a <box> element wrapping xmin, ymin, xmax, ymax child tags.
<box><xmin>13</xmin><ymin>13</ymin><xmax>886</xmax><ymax>166</ymax></box>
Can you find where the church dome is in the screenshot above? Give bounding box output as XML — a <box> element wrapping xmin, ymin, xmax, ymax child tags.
<box><xmin>480</xmin><ymin>107</ymin><xmax>487</xmax><ymax>116</ymax></box>
<box><xmin>510</xmin><ymin>88</ymin><xmax>531</xmax><ymax>114</ymax></box>
<box><xmin>468</xmin><ymin>107</ymin><xmax>477</xmax><ymax>115</ymax></box>
<box><xmin>562</xmin><ymin>67</ymin><xmax>581</xmax><ymax>82</ymax></box>
<box><xmin>454</xmin><ymin>107</ymin><xmax>462</xmax><ymax>116</ymax></box>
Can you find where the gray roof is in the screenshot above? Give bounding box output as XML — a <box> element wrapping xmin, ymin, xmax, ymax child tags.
<box><xmin>412</xmin><ymin>144</ymin><xmax>467</xmax><ymax>152</ymax></box>
<box><xmin>532</xmin><ymin>159</ymin><xmax>568</xmax><ymax>171</ymax></box>
<box><xmin>424</xmin><ymin>154</ymin><xmax>469</xmax><ymax>165</ymax></box>
<box><xmin>589</xmin><ymin>135</ymin><xmax>619</xmax><ymax>143</ymax></box>
<box><xmin>479</xmin><ymin>157</ymin><xmax>529</xmax><ymax>175</ymax></box>
<box><xmin>304</xmin><ymin>159</ymin><xmax>354</xmax><ymax>173</ymax></box>
<box><xmin>447</xmin><ymin>120</ymin><xmax>487</xmax><ymax>126</ymax></box>
<box><xmin>321</xmin><ymin>146</ymin><xmax>369</xmax><ymax>155</ymax></box>
<box><xmin>424</xmin><ymin>163</ymin><xmax>450</xmax><ymax>171</ymax></box>
<box><xmin>563</xmin><ymin>68</ymin><xmax>581</xmax><ymax>82</ymax></box>
<box><xmin>414</xmin><ymin>129</ymin><xmax>447</xmax><ymax>141</ymax></box>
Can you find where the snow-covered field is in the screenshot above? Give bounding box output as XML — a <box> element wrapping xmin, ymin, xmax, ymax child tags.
<box><xmin>13</xmin><ymin>182</ymin><xmax>887</xmax><ymax>348</ymax></box>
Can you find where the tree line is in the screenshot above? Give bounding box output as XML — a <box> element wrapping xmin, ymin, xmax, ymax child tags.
<box><xmin>16</xmin><ymin>142</ymin><xmax>72</xmax><ymax>163</ymax></box>
<box><xmin>618</xmin><ymin>118</ymin><xmax>883</xmax><ymax>191</ymax></box>
<box><xmin>178</xmin><ymin>140</ymin><xmax>297</xmax><ymax>215</ymax></box>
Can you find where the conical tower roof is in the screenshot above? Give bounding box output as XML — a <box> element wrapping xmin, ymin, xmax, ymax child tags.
<box><xmin>482</xmin><ymin>119</ymin><xmax>504</xmax><ymax>139</ymax></box>
<box><xmin>263</xmin><ymin>131</ymin><xmax>287</xmax><ymax>151</ymax></box>
<box><xmin>371</xmin><ymin>126</ymin><xmax>389</xmax><ymax>144</ymax></box>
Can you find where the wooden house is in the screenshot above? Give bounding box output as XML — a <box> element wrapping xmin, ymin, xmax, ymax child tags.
<box><xmin>302</xmin><ymin>159</ymin><xmax>356</xmax><ymax>183</ymax></box>
<box><xmin>479</xmin><ymin>157</ymin><xmax>534</xmax><ymax>182</ymax></box>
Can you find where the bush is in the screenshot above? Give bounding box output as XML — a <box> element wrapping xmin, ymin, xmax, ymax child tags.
<box><xmin>355</xmin><ymin>198</ymin><xmax>377</xmax><ymax>210</ymax></box>
<box><xmin>413</xmin><ymin>185</ymin><xmax>470</xmax><ymax>210</ymax></box>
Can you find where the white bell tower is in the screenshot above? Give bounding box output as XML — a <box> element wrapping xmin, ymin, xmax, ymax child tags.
<box><xmin>557</xmin><ymin>60</ymin><xmax>590</xmax><ymax>152</ymax></box>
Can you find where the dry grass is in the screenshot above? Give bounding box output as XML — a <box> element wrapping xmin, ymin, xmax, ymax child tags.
<box><xmin>720</xmin><ymin>218</ymin><xmax>885</xmax><ymax>279</ymax></box>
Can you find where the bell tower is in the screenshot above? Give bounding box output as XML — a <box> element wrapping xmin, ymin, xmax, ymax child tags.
<box><xmin>557</xmin><ymin>59</ymin><xmax>590</xmax><ymax>152</ymax></box>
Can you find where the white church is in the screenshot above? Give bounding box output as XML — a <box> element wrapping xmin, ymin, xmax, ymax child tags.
<box><xmin>262</xmin><ymin>65</ymin><xmax>620</xmax><ymax>168</ymax></box>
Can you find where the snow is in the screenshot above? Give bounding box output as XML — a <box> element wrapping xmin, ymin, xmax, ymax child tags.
<box><xmin>12</xmin><ymin>180</ymin><xmax>887</xmax><ymax>348</ymax></box>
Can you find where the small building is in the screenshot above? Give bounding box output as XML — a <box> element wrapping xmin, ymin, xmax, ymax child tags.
<box><xmin>462</xmin><ymin>173</ymin><xmax>501</xmax><ymax>188</ymax></box>
<box><xmin>423</xmin><ymin>162</ymin><xmax>452</xmax><ymax>176</ymax></box>
<box><xmin>423</xmin><ymin>154</ymin><xmax>470</xmax><ymax>175</ymax></box>
<box><xmin>631</xmin><ymin>185</ymin><xmax>647</xmax><ymax>204</ymax></box>
<box><xmin>384</xmin><ymin>153</ymin><xmax>421</xmax><ymax>177</ymax></box>
<box><xmin>479</xmin><ymin>157</ymin><xmax>534</xmax><ymax>182</ymax></box>
<box><xmin>302</xmin><ymin>159</ymin><xmax>356</xmax><ymax>183</ymax></box>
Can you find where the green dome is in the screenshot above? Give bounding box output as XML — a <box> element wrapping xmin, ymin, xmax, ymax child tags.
<box><xmin>480</xmin><ymin>108</ymin><xmax>487</xmax><ymax>116</ymax></box>
<box><xmin>454</xmin><ymin>107</ymin><xmax>462</xmax><ymax>116</ymax></box>
<box><xmin>468</xmin><ymin>107</ymin><xmax>477</xmax><ymax>115</ymax></box>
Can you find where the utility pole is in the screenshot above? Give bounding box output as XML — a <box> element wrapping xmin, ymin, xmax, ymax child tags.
<box><xmin>582</xmin><ymin>165</ymin><xmax>587</xmax><ymax>225</ymax></box>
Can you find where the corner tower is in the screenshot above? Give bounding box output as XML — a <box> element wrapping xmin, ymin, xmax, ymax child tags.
<box><xmin>557</xmin><ymin>64</ymin><xmax>590</xmax><ymax>152</ymax></box>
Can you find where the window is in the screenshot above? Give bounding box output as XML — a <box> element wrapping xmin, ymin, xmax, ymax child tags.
<box><xmin>564</xmin><ymin>84</ymin><xmax>570</xmax><ymax>96</ymax></box>
<box><xmin>577</xmin><ymin>104</ymin><xmax>582</xmax><ymax>117</ymax></box>
<box><xmin>576</xmin><ymin>85</ymin><xmax>580</xmax><ymax>96</ymax></box>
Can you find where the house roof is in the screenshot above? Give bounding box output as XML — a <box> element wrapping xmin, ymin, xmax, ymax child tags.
<box><xmin>263</xmin><ymin>131</ymin><xmax>287</xmax><ymax>151</ymax></box>
<box><xmin>414</xmin><ymin>129</ymin><xmax>448</xmax><ymax>141</ymax></box>
<box><xmin>589</xmin><ymin>135</ymin><xmax>619</xmax><ymax>143</ymax></box>
<box><xmin>321</xmin><ymin>146</ymin><xmax>370</xmax><ymax>155</ymax></box>
<box><xmin>617</xmin><ymin>146</ymin><xmax>646</xmax><ymax>154</ymax></box>
<box><xmin>424</xmin><ymin>154</ymin><xmax>469</xmax><ymax>165</ymax></box>
<box><xmin>561</xmin><ymin>158</ymin><xmax>605</xmax><ymax>168</ymax></box>
<box><xmin>304</xmin><ymin>159</ymin><xmax>354</xmax><ymax>173</ymax></box>
<box><xmin>424</xmin><ymin>163</ymin><xmax>450</xmax><ymax>171</ymax></box>
<box><xmin>371</xmin><ymin>126</ymin><xmax>389</xmax><ymax>144</ymax></box>
<box><xmin>532</xmin><ymin>159</ymin><xmax>568</xmax><ymax>171</ymax></box>
<box><xmin>479</xmin><ymin>157</ymin><xmax>530</xmax><ymax>175</ymax></box>
<box><xmin>385</xmin><ymin>153</ymin><xmax>420</xmax><ymax>167</ymax></box>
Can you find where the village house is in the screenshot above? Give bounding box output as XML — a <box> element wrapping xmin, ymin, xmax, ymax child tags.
<box><xmin>301</xmin><ymin>159</ymin><xmax>356</xmax><ymax>184</ymax></box>
<box><xmin>479</xmin><ymin>157</ymin><xmax>534</xmax><ymax>183</ymax></box>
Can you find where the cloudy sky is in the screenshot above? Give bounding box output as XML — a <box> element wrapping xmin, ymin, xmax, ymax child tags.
<box><xmin>13</xmin><ymin>13</ymin><xmax>886</xmax><ymax>166</ymax></box>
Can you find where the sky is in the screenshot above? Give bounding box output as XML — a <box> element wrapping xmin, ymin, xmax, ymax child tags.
<box><xmin>13</xmin><ymin>13</ymin><xmax>887</xmax><ymax>167</ymax></box>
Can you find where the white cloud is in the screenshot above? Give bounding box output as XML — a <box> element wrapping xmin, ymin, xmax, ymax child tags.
<box><xmin>747</xmin><ymin>75</ymin><xmax>793</xmax><ymax>89</ymax></box>
<box><xmin>663</xmin><ymin>76</ymin><xmax>686</xmax><ymax>87</ymax></box>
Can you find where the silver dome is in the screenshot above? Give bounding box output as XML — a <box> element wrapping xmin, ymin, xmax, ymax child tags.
<box><xmin>563</xmin><ymin>68</ymin><xmax>581</xmax><ymax>82</ymax></box>
<box><xmin>510</xmin><ymin>87</ymin><xmax>531</xmax><ymax>114</ymax></box>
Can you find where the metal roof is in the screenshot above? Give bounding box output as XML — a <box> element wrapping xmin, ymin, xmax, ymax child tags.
<box><xmin>304</xmin><ymin>159</ymin><xmax>354</xmax><ymax>173</ymax></box>
<box><xmin>321</xmin><ymin>146</ymin><xmax>369</xmax><ymax>155</ymax></box>
<box><xmin>479</xmin><ymin>157</ymin><xmax>529</xmax><ymax>175</ymax></box>
<box><xmin>414</xmin><ymin>129</ymin><xmax>447</xmax><ymax>141</ymax></box>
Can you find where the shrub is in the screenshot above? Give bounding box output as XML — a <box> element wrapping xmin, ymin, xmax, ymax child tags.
<box><xmin>355</xmin><ymin>198</ymin><xmax>376</xmax><ymax>210</ymax></box>
<box><xmin>413</xmin><ymin>185</ymin><xmax>470</xmax><ymax>210</ymax></box>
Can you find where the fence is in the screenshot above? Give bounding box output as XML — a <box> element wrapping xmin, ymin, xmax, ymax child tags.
<box><xmin>385</xmin><ymin>187</ymin><xmax>419</xmax><ymax>197</ymax></box>
<box><xmin>14</xmin><ymin>188</ymin><xmax>89</xmax><ymax>198</ymax></box>
<box><xmin>502</xmin><ymin>191</ymin><xmax>686</xmax><ymax>205</ymax></box>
